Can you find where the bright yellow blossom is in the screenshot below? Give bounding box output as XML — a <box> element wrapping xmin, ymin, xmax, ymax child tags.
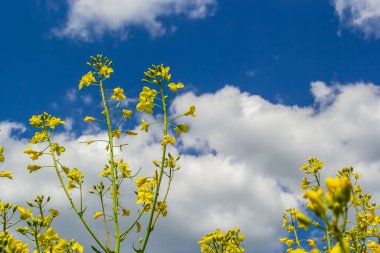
<box><xmin>0</xmin><ymin>171</ymin><xmax>12</xmax><ymax>179</ymax></box>
<box><xmin>18</xmin><ymin>206</ymin><xmax>34</xmax><ymax>220</ymax></box>
<box><xmin>24</xmin><ymin>149</ymin><xmax>43</xmax><ymax>160</ymax></box>
<box><xmin>140</xmin><ymin>118</ymin><xmax>150</xmax><ymax>132</ymax></box>
<box><xmin>84</xmin><ymin>116</ymin><xmax>96</xmax><ymax>122</ymax></box>
<box><xmin>184</xmin><ymin>105</ymin><xmax>197</xmax><ymax>117</ymax></box>
<box><xmin>71</xmin><ymin>242</ymin><xmax>84</xmax><ymax>252</ymax></box>
<box><xmin>122</xmin><ymin>109</ymin><xmax>133</xmax><ymax>119</ymax></box>
<box><xmin>29</xmin><ymin>115</ymin><xmax>42</xmax><ymax>127</ymax></box>
<box><xmin>79</xmin><ymin>71</ymin><xmax>96</xmax><ymax>89</ymax></box>
<box><xmin>47</xmin><ymin>117</ymin><xmax>65</xmax><ymax>129</ymax></box>
<box><xmin>168</xmin><ymin>82</ymin><xmax>184</xmax><ymax>92</ymax></box>
<box><xmin>307</xmin><ymin>239</ymin><xmax>316</xmax><ymax>248</ymax></box>
<box><xmin>111</xmin><ymin>87</ymin><xmax>126</xmax><ymax>100</ymax></box>
<box><xmin>136</xmin><ymin>86</ymin><xmax>157</xmax><ymax>114</ymax></box>
<box><xmin>99</xmin><ymin>65</ymin><xmax>113</xmax><ymax>78</ymax></box>
<box><xmin>27</xmin><ymin>164</ymin><xmax>42</xmax><ymax>173</ymax></box>
<box><xmin>161</xmin><ymin>135</ymin><xmax>175</xmax><ymax>146</ymax></box>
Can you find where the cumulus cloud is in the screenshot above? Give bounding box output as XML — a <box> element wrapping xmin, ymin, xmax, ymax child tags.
<box><xmin>1</xmin><ymin>81</ymin><xmax>380</xmax><ymax>252</ymax></box>
<box><xmin>332</xmin><ymin>0</ymin><xmax>380</xmax><ymax>38</ymax></box>
<box><xmin>55</xmin><ymin>0</ymin><xmax>216</xmax><ymax>40</ymax></box>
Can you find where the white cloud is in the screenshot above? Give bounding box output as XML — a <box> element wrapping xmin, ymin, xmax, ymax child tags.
<box><xmin>65</xmin><ymin>88</ymin><xmax>77</xmax><ymax>102</ymax></box>
<box><xmin>332</xmin><ymin>0</ymin><xmax>380</xmax><ymax>38</ymax></box>
<box><xmin>55</xmin><ymin>0</ymin><xmax>216</xmax><ymax>40</ymax></box>
<box><xmin>1</xmin><ymin>82</ymin><xmax>380</xmax><ymax>252</ymax></box>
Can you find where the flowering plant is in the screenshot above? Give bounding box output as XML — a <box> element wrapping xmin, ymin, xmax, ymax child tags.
<box><xmin>0</xmin><ymin>55</ymin><xmax>196</xmax><ymax>253</ymax></box>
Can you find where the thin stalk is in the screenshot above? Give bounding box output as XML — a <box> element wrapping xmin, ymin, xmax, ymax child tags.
<box><xmin>99</xmin><ymin>79</ymin><xmax>121</xmax><ymax>252</ymax></box>
<box><xmin>34</xmin><ymin>231</ymin><xmax>41</xmax><ymax>253</ymax></box>
<box><xmin>141</xmin><ymin>84</ymin><xmax>168</xmax><ymax>252</ymax></box>
<box><xmin>314</xmin><ymin>173</ymin><xmax>332</xmax><ymax>251</ymax></box>
<box><xmin>120</xmin><ymin>210</ymin><xmax>145</xmax><ymax>240</ymax></box>
<box><xmin>291</xmin><ymin>216</ymin><xmax>302</xmax><ymax>248</ymax></box>
<box><xmin>100</xmin><ymin>192</ymin><xmax>111</xmax><ymax>248</ymax></box>
<box><xmin>48</xmin><ymin>138</ymin><xmax>107</xmax><ymax>252</ymax></box>
<box><xmin>152</xmin><ymin>170</ymin><xmax>173</xmax><ymax>226</ymax></box>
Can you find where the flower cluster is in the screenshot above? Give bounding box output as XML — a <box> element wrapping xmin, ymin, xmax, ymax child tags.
<box><xmin>0</xmin><ymin>195</ymin><xmax>83</xmax><ymax>253</ymax></box>
<box><xmin>65</xmin><ymin>168</ymin><xmax>84</xmax><ymax>191</ymax></box>
<box><xmin>198</xmin><ymin>228</ymin><xmax>245</xmax><ymax>253</ymax></box>
<box><xmin>136</xmin><ymin>86</ymin><xmax>158</xmax><ymax>114</ymax></box>
<box><xmin>78</xmin><ymin>71</ymin><xmax>96</xmax><ymax>90</ymax></box>
<box><xmin>280</xmin><ymin>159</ymin><xmax>380</xmax><ymax>253</ymax></box>
<box><xmin>135</xmin><ymin>177</ymin><xmax>156</xmax><ymax>206</ymax></box>
<box><xmin>142</xmin><ymin>64</ymin><xmax>172</xmax><ymax>83</ymax></box>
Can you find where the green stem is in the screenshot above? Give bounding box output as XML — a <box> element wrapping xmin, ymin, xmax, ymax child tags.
<box><xmin>314</xmin><ymin>173</ymin><xmax>331</xmax><ymax>251</ymax></box>
<box><xmin>100</xmin><ymin>192</ymin><xmax>111</xmax><ymax>248</ymax></box>
<box><xmin>323</xmin><ymin>214</ymin><xmax>332</xmax><ymax>250</ymax></box>
<box><xmin>141</xmin><ymin>84</ymin><xmax>168</xmax><ymax>252</ymax></box>
<box><xmin>34</xmin><ymin>230</ymin><xmax>41</xmax><ymax>253</ymax></box>
<box><xmin>120</xmin><ymin>210</ymin><xmax>145</xmax><ymax>240</ymax></box>
<box><xmin>152</xmin><ymin>169</ymin><xmax>173</xmax><ymax>227</ymax></box>
<box><xmin>99</xmin><ymin>79</ymin><xmax>121</xmax><ymax>252</ymax></box>
<box><xmin>291</xmin><ymin>216</ymin><xmax>301</xmax><ymax>248</ymax></box>
<box><xmin>48</xmin><ymin>138</ymin><xmax>107</xmax><ymax>252</ymax></box>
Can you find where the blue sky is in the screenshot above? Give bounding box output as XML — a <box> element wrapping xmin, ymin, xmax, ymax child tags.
<box><xmin>1</xmin><ymin>0</ymin><xmax>380</xmax><ymax>252</ymax></box>
<box><xmin>2</xmin><ymin>0</ymin><xmax>380</xmax><ymax>123</ymax></box>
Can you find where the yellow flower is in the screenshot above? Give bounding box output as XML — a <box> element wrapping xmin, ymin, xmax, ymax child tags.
<box><xmin>159</xmin><ymin>65</ymin><xmax>171</xmax><ymax>80</ymax></box>
<box><xmin>111</xmin><ymin>87</ymin><xmax>126</xmax><ymax>100</ymax></box>
<box><xmin>122</xmin><ymin>109</ymin><xmax>133</xmax><ymax>119</ymax></box>
<box><xmin>67</xmin><ymin>168</ymin><xmax>84</xmax><ymax>190</ymax></box>
<box><xmin>198</xmin><ymin>228</ymin><xmax>245</xmax><ymax>253</ymax></box>
<box><xmin>99</xmin><ymin>65</ymin><xmax>113</xmax><ymax>78</ymax></box>
<box><xmin>71</xmin><ymin>242</ymin><xmax>84</xmax><ymax>253</ymax></box>
<box><xmin>94</xmin><ymin>212</ymin><xmax>104</xmax><ymax>220</ymax></box>
<box><xmin>48</xmin><ymin>117</ymin><xmax>65</xmax><ymax>129</ymax></box>
<box><xmin>135</xmin><ymin>177</ymin><xmax>147</xmax><ymax>187</ymax></box>
<box><xmin>295</xmin><ymin>211</ymin><xmax>311</xmax><ymax>228</ymax></box>
<box><xmin>280</xmin><ymin>238</ymin><xmax>288</xmax><ymax>243</ymax></box>
<box><xmin>99</xmin><ymin>167</ymin><xmax>111</xmax><ymax>177</ymax></box>
<box><xmin>307</xmin><ymin>239</ymin><xmax>316</xmax><ymax>248</ymax></box>
<box><xmin>45</xmin><ymin>227</ymin><xmax>59</xmax><ymax>241</ymax></box>
<box><xmin>161</xmin><ymin>135</ymin><xmax>175</xmax><ymax>146</ymax></box>
<box><xmin>168</xmin><ymin>82</ymin><xmax>184</xmax><ymax>92</ymax></box>
<box><xmin>304</xmin><ymin>189</ymin><xmax>326</xmax><ymax>217</ymax></box>
<box><xmin>0</xmin><ymin>171</ymin><xmax>12</xmax><ymax>179</ymax></box>
<box><xmin>139</xmin><ymin>118</ymin><xmax>150</xmax><ymax>132</ymax></box>
<box><xmin>27</xmin><ymin>165</ymin><xmax>42</xmax><ymax>173</ymax></box>
<box><xmin>136</xmin><ymin>189</ymin><xmax>154</xmax><ymax>204</ymax></box>
<box><xmin>79</xmin><ymin>71</ymin><xmax>96</xmax><ymax>90</ymax></box>
<box><xmin>184</xmin><ymin>105</ymin><xmax>197</xmax><ymax>117</ymax></box>
<box><xmin>136</xmin><ymin>86</ymin><xmax>158</xmax><ymax>114</ymax></box>
<box><xmin>24</xmin><ymin>149</ymin><xmax>43</xmax><ymax>161</ymax></box>
<box><xmin>286</xmin><ymin>239</ymin><xmax>294</xmax><ymax>247</ymax></box>
<box><xmin>325</xmin><ymin>177</ymin><xmax>351</xmax><ymax>209</ymax></box>
<box><xmin>84</xmin><ymin>116</ymin><xmax>96</xmax><ymax>122</ymax></box>
<box><xmin>29</xmin><ymin>115</ymin><xmax>42</xmax><ymax>127</ymax></box>
<box><xmin>18</xmin><ymin>206</ymin><xmax>33</xmax><ymax>220</ymax></box>
<box><xmin>29</xmin><ymin>131</ymin><xmax>49</xmax><ymax>144</ymax></box>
